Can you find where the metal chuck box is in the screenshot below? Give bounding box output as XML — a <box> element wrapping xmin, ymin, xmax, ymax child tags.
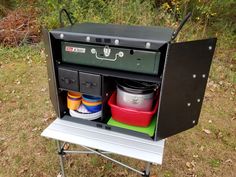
<box><xmin>42</xmin><ymin>22</ymin><xmax>216</xmax><ymax>142</ymax></box>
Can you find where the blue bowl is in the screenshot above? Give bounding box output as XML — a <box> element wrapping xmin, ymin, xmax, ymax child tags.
<box><xmin>84</xmin><ymin>104</ymin><xmax>102</xmax><ymax>113</ymax></box>
<box><xmin>82</xmin><ymin>95</ymin><xmax>102</xmax><ymax>102</ymax></box>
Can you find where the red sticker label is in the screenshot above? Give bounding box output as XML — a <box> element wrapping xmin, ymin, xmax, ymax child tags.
<box><xmin>65</xmin><ymin>46</ymin><xmax>86</xmax><ymax>53</ymax></box>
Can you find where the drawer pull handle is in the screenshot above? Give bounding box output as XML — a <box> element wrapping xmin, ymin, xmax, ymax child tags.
<box><xmin>82</xmin><ymin>82</ymin><xmax>97</xmax><ymax>88</ymax></box>
<box><xmin>91</xmin><ymin>48</ymin><xmax>124</xmax><ymax>61</ymax></box>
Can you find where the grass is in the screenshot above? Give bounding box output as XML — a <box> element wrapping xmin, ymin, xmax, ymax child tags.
<box><xmin>0</xmin><ymin>21</ymin><xmax>236</xmax><ymax>177</ymax></box>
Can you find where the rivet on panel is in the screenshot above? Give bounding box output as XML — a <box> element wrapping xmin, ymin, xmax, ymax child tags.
<box><xmin>114</xmin><ymin>39</ymin><xmax>119</xmax><ymax>45</ymax></box>
<box><xmin>106</xmin><ymin>93</ymin><xmax>108</xmax><ymax>96</ymax></box>
<box><xmin>197</xmin><ymin>99</ymin><xmax>201</xmax><ymax>103</ymax></box>
<box><xmin>187</xmin><ymin>103</ymin><xmax>191</xmax><ymax>107</ymax></box>
<box><xmin>60</xmin><ymin>33</ymin><xmax>64</xmax><ymax>39</ymax></box>
<box><xmin>202</xmin><ymin>74</ymin><xmax>206</xmax><ymax>78</ymax></box>
<box><xmin>208</xmin><ymin>46</ymin><xmax>212</xmax><ymax>50</ymax></box>
<box><xmin>86</xmin><ymin>36</ymin><xmax>90</xmax><ymax>42</ymax></box>
<box><xmin>192</xmin><ymin>120</ymin><xmax>196</xmax><ymax>124</ymax></box>
<box><xmin>193</xmin><ymin>74</ymin><xmax>196</xmax><ymax>78</ymax></box>
<box><xmin>145</xmin><ymin>42</ymin><xmax>151</xmax><ymax>48</ymax></box>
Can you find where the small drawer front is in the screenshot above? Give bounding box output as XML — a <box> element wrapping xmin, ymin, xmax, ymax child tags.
<box><xmin>58</xmin><ymin>67</ymin><xmax>79</xmax><ymax>91</ymax></box>
<box><xmin>80</xmin><ymin>72</ymin><xmax>101</xmax><ymax>96</ymax></box>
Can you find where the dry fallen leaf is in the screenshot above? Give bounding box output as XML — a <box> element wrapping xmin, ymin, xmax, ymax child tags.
<box><xmin>186</xmin><ymin>162</ymin><xmax>191</xmax><ymax>168</ymax></box>
<box><xmin>41</xmin><ymin>88</ymin><xmax>47</xmax><ymax>92</ymax></box>
<box><xmin>69</xmin><ymin>160</ymin><xmax>75</xmax><ymax>168</ymax></box>
<box><xmin>32</xmin><ymin>127</ymin><xmax>39</xmax><ymax>132</ymax></box>
<box><xmin>199</xmin><ymin>146</ymin><xmax>204</xmax><ymax>151</ymax></box>
<box><xmin>225</xmin><ymin>159</ymin><xmax>233</xmax><ymax>164</ymax></box>
<box><xmin>64</xmin><ymin>143</ymin><xmax>70</xmax><ymax>150</ymax></box>
<box><xmin>19</xmin><ymin>167</ymin><xmax>28</xmax><ymax>174</ymax></box>
<box><xmin>202</xmin><ymin>129</ymin><xmax>211</xmax><ymax>134</ymax></box>
<box><xmin>57</xmin><ymin>172</ymin><xmax>62</xmax><ymax>177</ymax></box>
<box><xmin>216</xmin><ymin>131</ymin><xmax>223</xmax><ymax>139</ymax></box>
<box><xmin>191</xmin><ymin>160</ymin><xmax>196</xmax><ymax>167</ymax></box>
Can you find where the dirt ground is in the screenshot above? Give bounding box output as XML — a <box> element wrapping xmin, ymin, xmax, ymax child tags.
<box><xmin>0</xmin><ymin>44</ymin><xmax>235</xmax><ymax>177</ymax></box>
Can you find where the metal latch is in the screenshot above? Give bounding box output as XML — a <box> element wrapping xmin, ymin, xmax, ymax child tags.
<box><xmin>103</xmin><ymin>46</ymin><xmax>111</xmax><ymax>57</ymax></box>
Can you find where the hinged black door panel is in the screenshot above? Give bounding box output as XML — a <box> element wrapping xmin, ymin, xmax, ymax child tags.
<box><xmin>156</xmin><ymin>38</ymin><xmax>217</xmax><ymax>139</ymax></box>
<box><xmin>43</xmin><ymin>29</ymin><xmax>60</xmax><ymax>117</ymax></box>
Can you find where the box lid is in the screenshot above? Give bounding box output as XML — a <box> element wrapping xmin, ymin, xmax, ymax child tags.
<box><xmin>50</xmin><ymin>23</ymin><xmax>174</xmax><ymax>50</ymax></box>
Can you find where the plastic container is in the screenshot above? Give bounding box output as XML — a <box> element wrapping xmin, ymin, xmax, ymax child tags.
<box><xmin>67</xmin><ymin>92</ymin><xmax>82</xmax><ymax>110</ymax></box>
<box><xmin>82</xmin><ymin>99</ymin><xmax>102</xmax><ymax>106</ymax></box>
<box><xmin>108</xmin><ymin>92</ymin><xmax>159</xmax><ymax>127</ymax></box>
<box><xmin>82</xmin><ymin>94</ymin><xmax>101</xmax><ymax>102</ymax></box>
<box><xmin>69</xmin><ymin>104</ymin><xmax>102</xmax><ymax>120</ymax></box>
<box><xmin>84</xmin><ymin>104</ymin><xmax>102</xmax><ymax>113</ymax></box>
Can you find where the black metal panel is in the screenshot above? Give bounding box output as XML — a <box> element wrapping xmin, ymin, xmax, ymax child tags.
<box><xmin>101</xmin><ymin>76</ymin><xmax>116</xmax><ymax>122</ymax></box>
<box><xmin>42</xmin><ymin>29</ymin><xmax>60</xmax><ymax>117</ymax></box>
<box><xmin>156</xmin><ymin>38</ymin><xmax>217</xmax><ymax>139</ymax></box>
<box><xmin>51</xmin><ymin>22</ymin><xmax>174</xmax><ymax>50</ymax></box>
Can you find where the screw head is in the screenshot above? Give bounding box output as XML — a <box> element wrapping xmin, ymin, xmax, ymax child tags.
<box><xmin>145</xmin><ymin>42</ymin><xmax>151</xmax><ymax>48</ymax></box>
<box><xmin>114</xmin><ymin>39</ymin><xmax>119</xmax><ymax>45</ymax></box>
<box><xmin>118</xmin><ymin>51</ymin><xmax>124</xmax><ymax>57</ymax></box>
<box><xmin>60</xmin><ymin>33</ymin><xmax>64</xmax><ymax>39</ymax></box>
<box><xmin>91</xmin><ymin>48</ymin><xmax>96</xmax><ymax>54</ymax></box>
<box><xmin>86</xmin><ymin>36</ymin><xmax>90</xmax><ymax>42</ymax></box>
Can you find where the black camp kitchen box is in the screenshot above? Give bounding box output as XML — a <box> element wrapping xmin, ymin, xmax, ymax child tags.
<box><xmin>43</xmin><ymin>22</ymin><xmax>216</xmax><ymax>140</ymax></box>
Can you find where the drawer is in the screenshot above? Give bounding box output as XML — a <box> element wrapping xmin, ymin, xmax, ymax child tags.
<box><xmin>61</xmin><ymin>42</ymin><xmax>160</xmax><ymax>75</ymax></box>
<box><xmin>79</xmin><ymin>72</ymin><xmax>101</xmax><ymax>96</ymax></box>
<box><xmin>58</xmin><ymin>67</ymin><xmax>79</xmax><ymax>91</ymax></box>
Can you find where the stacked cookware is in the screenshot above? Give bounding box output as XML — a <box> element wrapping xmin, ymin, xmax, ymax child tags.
<box><xmin>108</xmin><ymin>80</ymin><xmax>159</xmax><ymax>135</ymax></box>
<box><xmin>67</xmin><ymin>92</ymin><xmax>102</xmax><ymax>120</ymax></box>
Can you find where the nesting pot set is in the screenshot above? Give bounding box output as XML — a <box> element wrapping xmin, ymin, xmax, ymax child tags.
<box><xmin>109</xmin><ymin>80</ymin><xmax>159</xmax><ymax>127</ymax></box>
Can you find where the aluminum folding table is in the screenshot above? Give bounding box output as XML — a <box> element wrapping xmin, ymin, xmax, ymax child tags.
<box><xmin>41</xmin><ymin>117</ymin><xmax>165</xmax><ymax>177</ymax></box>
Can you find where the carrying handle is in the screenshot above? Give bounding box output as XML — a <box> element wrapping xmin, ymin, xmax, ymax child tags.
<box><xmin>171</xmin><ymin>12</ymin><xmax>192</xmax><ymax>41</ymax></box>
<box><xmin>91</xmin><ymin>48</ymin><xmax>124</xmax><ymax>62</ymax></box>
<box><xmin>59</xmin><ymin>8</ymin><xmax>74</xmax><ymax>27</ymax></box>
